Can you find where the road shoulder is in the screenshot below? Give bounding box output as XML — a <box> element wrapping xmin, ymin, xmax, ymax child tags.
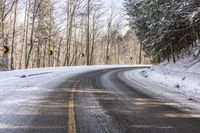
<box><xmin>120</xmin><ymin>69</ymin><xmax>200</xmax><ymax>114</ymax></box>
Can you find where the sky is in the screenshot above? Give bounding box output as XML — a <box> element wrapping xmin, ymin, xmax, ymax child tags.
<box><xmin>17</xmin><ymin>0</ymin><xmax>128</xmax><ymax>34</ymax></box>
<box><xmin>104</xmin><ymin>0</ymin><xmax>124</xmax><ymax>8</ymax></box>
<box><xmin>104</xmin><ymin>0</ymin><xmax>129</xmax><ymax>34</ymax></box>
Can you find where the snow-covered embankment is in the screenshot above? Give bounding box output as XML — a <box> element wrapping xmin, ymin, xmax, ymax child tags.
<box><xmin>123</xmin><ymin>54</ymin><xmax>200</xmax><ymax>113</ymax></box>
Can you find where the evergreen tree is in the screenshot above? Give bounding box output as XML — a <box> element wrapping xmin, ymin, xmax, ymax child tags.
<box><xmin>124</xmin><ymin>0</ymin><xmax>200</xmax><ymax>63</ymax></box>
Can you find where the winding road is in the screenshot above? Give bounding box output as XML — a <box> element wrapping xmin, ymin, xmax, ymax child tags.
<box><xmin>1</xmin><ymin>68</ymin><xmax>200</xmax><ymax>133</ymax></box>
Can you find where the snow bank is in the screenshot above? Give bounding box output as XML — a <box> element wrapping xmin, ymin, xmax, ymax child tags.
<box><xmin>0</xmin><ymin>65</ymin><xmax>136</xmax><ymax>88</ymax></box>
<box><xmin>123</xmin><ymin>55</ymin><xmax>200</xmax><ymax>113</ymax></box>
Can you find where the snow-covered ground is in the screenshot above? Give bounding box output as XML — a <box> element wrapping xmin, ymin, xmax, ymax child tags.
<box><xmin>123</xmin><ymin>53</ymin><xmax>200</xmax><ymax>113</ymax></box>
<box><xmin>0</xmin><ymin>65</ymin><xmax>120</xmax><ymax>115</ymax></box>
<box><xmin>2</xmin><ymin>65</ymin><xmax>156</xmax><ymax>130</ymax></box>
<box><xmin>2</xmin><ymin>65</ymin><xmax>152</xmax><ymax>115</ymax></box>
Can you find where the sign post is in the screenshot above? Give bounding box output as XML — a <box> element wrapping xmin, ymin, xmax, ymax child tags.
<box><xmin>3</xmin><ymin>46</ymin><xmax>9</xmax><ymax>70</ymax></box>
<box><xmin>0</xmin><ymin>39</ymin><xmax>9</xmax><ymax>70</ymax></box>
<box><xmin>48</xmin><ymin>50</ymin><xmax>53</xmax><ymax>66</ymax></box>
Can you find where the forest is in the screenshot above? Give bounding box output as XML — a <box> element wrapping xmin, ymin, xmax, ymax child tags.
<box><xmin>0</xmin><ymin>0</ymin><xmax>150</xmax><ymax>71</ymax></box>
<box><xmin>124</xmin><ymin>0</ymin><xmax>200</xmax><ymax>63</ymax></box>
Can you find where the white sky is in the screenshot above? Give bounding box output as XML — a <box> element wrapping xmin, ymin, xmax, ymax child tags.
<box><xmin>18</xmin><ymin>0</ymin><xmax>128</xmax><ymax>34</ymax></box>
<box><xmin>104</xmin><ymin>0</ymin><xmax>124</xmax><ymax>8</ymax></box>
<box><xmin>104</xmin><ymin>0</ymin><xmax>129</xmax><ymax>34</ymax></box>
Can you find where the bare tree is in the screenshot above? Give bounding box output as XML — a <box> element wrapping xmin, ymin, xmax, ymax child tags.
<box><xmin>10</xmin><ymin>0</ymin><xmax>18</xmax><ymax>70</ymax></box>
<box><xmin>25</xmin><ymin>0</ymin><xmax>43</xmax><ymax>68</ymax></box>
<box><xmin>105</xmin><ymin>5</ymin><xmax>120</xmax><ymax>64</ymax></box>
<box><xmin>0</xmin><ymin>0</ymin><xmax>18</xmax><ymax>70</ymax></box>
<box><xmin>0</xmin><ymin>0</ymin><xmax>150</xmax><ymax>71</ymax></box>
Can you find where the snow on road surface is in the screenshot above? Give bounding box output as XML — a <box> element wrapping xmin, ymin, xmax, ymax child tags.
<box><xmin>123</xmin><ymin>54</ymin><xmax>200</xmax><ymax>113</ymax></box>
<box><xmin>0</xmin><ymin>65</ymin><xmax>141</xmax><ymax>130</ymax></box>
<box><xmin>1</xmin><ymin>65</ymin><xmax>144</xmax><ymax>115</ymax></box>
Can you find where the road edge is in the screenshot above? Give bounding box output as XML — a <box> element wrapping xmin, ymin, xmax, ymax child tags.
<box><xmin>119</xmin><ymin>69</ymin><xmax>200</xmax><ymax>114</ymax></box>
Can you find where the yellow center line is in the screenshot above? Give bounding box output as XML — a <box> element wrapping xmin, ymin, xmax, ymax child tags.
<box><xmin>68</xmin><ymin>81</ymin><xmax>79</xmax><ymax>133</ymax></box>
<box><xmin>68</xmin><ymin>74</ymin><xmax>95</xmax><ymax>133</ymax></box>
<box><xmin>0</xmin><ymin>124</ymin><xmax>65</xmax><ymax>129</ymax></box>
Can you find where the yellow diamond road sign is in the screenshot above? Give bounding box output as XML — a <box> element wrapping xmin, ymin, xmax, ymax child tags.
<box><xmin>81</xmin><ymin>53</ymin><xmax>85</xmax><ymax>57</ymax></box>
<box><xmin>3</xmin><ymin>46</ymin><xmax>9</xmax><ymax>54</ymax></box>
<box><xmin>48</xmin><ymin>50</ymin><xmax>53</xmax><ymax>56</ymax></box>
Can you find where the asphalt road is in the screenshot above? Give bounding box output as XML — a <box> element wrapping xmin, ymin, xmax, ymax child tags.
<box><xmin>1</xmin><ymin>68</ymin><xmax>200</xmax><ymax>133</ymax></box>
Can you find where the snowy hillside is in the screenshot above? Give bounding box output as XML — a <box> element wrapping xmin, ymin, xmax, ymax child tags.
<box><xmin>123</xmin><ymin>52</ymin><xmax>200</xmax><ymax>113</ymax></box>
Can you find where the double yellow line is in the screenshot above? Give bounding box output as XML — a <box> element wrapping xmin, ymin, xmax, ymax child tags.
<box><xmin>68</xmin><ymin>81</ymin><xmax>80</xmax><ymax>133</ymax></box>
<box><xmin>68</xmin><ymin>92</ymin><xmax>76</xmax><ymax>133</ymax></box>
<box><xmin>68</xmin><ymin>74</ymin><xmax>94</xmax><ymax>133</ymax></box>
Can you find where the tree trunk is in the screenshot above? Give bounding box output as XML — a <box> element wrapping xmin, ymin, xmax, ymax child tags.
<box><xmin>139</xmin><ymin>43</ymin><xmax>142</xmax><ymax>64</ymax></box>
<box><xmin>10</xmin><ymin>0</ymin><xmax>18</xmax><ymax>70</ymax></box>
<box><xmin>86</xmin><ymin>0</ymin><xmax>90</xmax><ymax>65</ymax></box>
